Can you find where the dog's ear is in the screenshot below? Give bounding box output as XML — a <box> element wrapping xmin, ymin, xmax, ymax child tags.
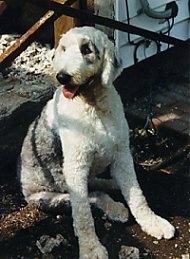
<box><xmin>101</xmin><ymin>39</ymin><xmax>123</xmax><ymax>86</ymax></box>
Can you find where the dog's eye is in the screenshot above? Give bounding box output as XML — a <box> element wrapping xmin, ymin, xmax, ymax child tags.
<box><xmin>81</xmin><ymin>43</ymin><xmax>92</xmax><ymax>55</ymax></box>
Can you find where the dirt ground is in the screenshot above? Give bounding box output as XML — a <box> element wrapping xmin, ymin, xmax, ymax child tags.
<box><xmin>0</xmin><ymin>130</ymin><xmax>189</xmax><ymax>259</ymax></box>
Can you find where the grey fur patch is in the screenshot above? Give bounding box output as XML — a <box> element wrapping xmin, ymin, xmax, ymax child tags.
<box><xmin>80</xmin><ymin>39</ymin><xmax>100</xmax><ymax>64</ymax></box>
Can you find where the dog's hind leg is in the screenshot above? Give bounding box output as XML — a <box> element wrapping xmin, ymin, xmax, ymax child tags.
<box><xmin>89</xmin><ymin>192</ymin><xmax>129</xmax><ymax>223</ymax></box>
<box><xmin>88</xmin><ymin>178</ymin><xmax>119</xmax><ymax>192</ymax></box>
<box><xmin>27</xmin><ymin>192</ymin><xmax>71</xmax><ymax>213</ymax></box>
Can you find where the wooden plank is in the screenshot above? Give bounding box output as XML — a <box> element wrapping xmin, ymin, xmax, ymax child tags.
<box><xmin>54</xmin><ymin>0</ymin><xmax>79</xmax><ymax>47</ymax></box>
<box><xmin>0</xmin><ymin>204</ymin><xmax>48</xmax><ymax>242</ymax></box>
<box><xmin>0</xmin><ymin>1</ymin><xmax>6</xmax><ymax>15</ymax></box>
<box><xmin>0</xmin><ymin>10</ymin><xmax>55</xmax><ymax>72</ymax></box>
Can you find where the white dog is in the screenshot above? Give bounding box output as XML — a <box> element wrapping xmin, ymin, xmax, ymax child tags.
<box><xmin>19</xmin><ymin>27</ymin><xmax>175</xmax><ymax>258</ymax></box>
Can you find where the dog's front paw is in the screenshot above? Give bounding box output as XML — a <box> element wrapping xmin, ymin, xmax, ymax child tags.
<box><xmin>142</xmin><ymin>215</ymin><xmax>175</xmax><ymax>240</ymax></box>
<box><xmin>80</xmin><ymin>242</ymin><xmax>108</xmax><ymax>259</ymax></box>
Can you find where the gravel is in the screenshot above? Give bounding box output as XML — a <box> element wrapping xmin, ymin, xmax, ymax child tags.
<box><xmin>0</xmin><ymin>34</ymin><xmax>57</xmax><ymax>92</ymax></box>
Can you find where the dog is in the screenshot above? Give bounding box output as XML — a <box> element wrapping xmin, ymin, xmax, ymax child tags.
<box><xmin>19</xmin><ymin>26</ymin><xmax>175</xmax><ymax>258</ymax></box>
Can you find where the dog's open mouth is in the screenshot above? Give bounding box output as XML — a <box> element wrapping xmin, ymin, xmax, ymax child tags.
<box><xmin>62</xmin><ymin>84</ymin><xmax>80</xmax><ymax>99</ymax></box>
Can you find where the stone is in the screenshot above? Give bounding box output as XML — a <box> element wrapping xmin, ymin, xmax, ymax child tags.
<box><xmin>0</xmin><ymin>34</ymin><xmax>56</xmax><ymax>182</ymax></box>
<box><xmin>119</xmin><ymin>245</ymin><xmax>140</xmax><ymax>259</ymax></box>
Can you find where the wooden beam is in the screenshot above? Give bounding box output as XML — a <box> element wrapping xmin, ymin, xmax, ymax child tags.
<box><xmin>0</xmin><ymin>10</ymin><xmax>55</xmax><ymax>72</ymax></box>
<box><xmin>54</xmin><ymin>0</ymin><xmax>79</xmax><ymax>47</ymax></box>
<box><xmin>0</xmin><ymin>1</ymin><xmax>6</xmax><ymax>15</ymax></box>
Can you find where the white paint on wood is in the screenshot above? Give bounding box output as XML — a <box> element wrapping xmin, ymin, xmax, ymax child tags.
<box><xmin>114</xmin><ymin>0</ymin><xmax>190</xmax><ymax>67</ymax></box>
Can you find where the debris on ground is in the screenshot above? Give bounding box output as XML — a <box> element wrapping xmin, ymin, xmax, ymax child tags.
<box><xmin>36</xmin><ymin>234</ymin><xmax>66</xmax><ymax>254</ymax></box>
<box><xmin>119</xmin><ymin>245</ymin><xmax>140</xmax><ymax>259</ymax></box>
<box><xmin>0</xmin><ymin>34</ymin><xmax>57</xmax><ymax>102</ymax></box>
<box><xmin>0</xmin><ymin>204</ymin><xmax>48</xmax><ymax>242</ymax></box>
<box><xmin>0</xmin><ymin>34</ymin><xmax>54</xmax><ymax>82</ymax></box>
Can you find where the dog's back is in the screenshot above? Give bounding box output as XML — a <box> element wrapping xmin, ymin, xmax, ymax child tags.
<box><xmin>19</xmin><ymin>104</ymin><xmax>64</xmax><ymax>201</ymax></box>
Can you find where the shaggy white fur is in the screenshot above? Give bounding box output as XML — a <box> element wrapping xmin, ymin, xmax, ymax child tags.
<box><xmin>19</xmin><ymin>27</ymin><xmax>175</xmax><ymax>259</ymax></box>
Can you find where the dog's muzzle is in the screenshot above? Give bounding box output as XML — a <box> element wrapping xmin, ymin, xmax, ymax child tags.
<box><xmin>56</xmin><ymin>71</ymin><xmax>71</xmax><ymax>85</ymax></box>
<box><xmin>56</xmin><ymin>71</ymin><xmax>80</xmax><ymax>99</ymax></box>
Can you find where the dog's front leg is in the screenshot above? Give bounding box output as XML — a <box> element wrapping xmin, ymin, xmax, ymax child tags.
<box><xmin>111</xmin><ymin>145</ymin><xmax>175</xmax><ymax>240</ymax></box>
<box><xmin>63</xmin><ymin>159</ymin><xmax>108</xmax><ymax>259</ymax></box>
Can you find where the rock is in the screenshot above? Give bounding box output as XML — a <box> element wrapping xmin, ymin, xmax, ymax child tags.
<box><xmin>0</xmin><ymin>34</ymin><xmax>56</xmax><ymax>182</ymax></box>
<box><xmin>36</xmin><ymin>234</ymin><xmax>66</xmax><ymax>254</ymax></box>
<box><xmin>119</xmin><ymin>245</ymin><xmax>140</xmax><ymax>259</ymax></box>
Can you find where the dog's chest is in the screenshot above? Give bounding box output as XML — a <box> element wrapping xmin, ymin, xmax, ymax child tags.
<box><xmin>54</xmin><ymin>92</ymin><xmax>128</xmax><ymax>169</ymax></box>
<box><xmin>87</xmin><ymin>113</ymin><xmax>121</xmax><ymax>177</ymax></box>
<box><xmin>93</xmin><ymin>113</ymin><xmax>119</xmax><ymax>147</ymax></box>
<box><xmin>61</xmin><ymin>104</ymin><xmax>123</xmax><ymax>150</ymax></box>
<box><xmin>89</xmin><ymin>107</ymin><xmax>124</xmax><ymax>157</ymax></box>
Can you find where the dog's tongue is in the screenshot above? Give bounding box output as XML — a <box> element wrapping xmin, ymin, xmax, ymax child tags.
<box><xmin>62</xmin><ymin>85</ymin><xmax>79</xmax><ymax>99</ymax></box>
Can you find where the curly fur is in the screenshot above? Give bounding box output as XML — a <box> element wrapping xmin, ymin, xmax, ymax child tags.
<box><xmin>19</xmin><ymin>27</ymin><xmax>175</xmax><ymax>259</ymax></box>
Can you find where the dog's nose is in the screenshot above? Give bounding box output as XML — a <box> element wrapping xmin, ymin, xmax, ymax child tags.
<box><xmin>56</xmin><ymin>71</ymin><xmax>71</xmax><ymax>84</ymax></box>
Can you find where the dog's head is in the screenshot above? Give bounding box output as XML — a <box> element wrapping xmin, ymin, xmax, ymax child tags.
<box><xmin>52</xmin><ymin>26</ymin><xmax>123</xmax><ymax>99</ymax></box>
